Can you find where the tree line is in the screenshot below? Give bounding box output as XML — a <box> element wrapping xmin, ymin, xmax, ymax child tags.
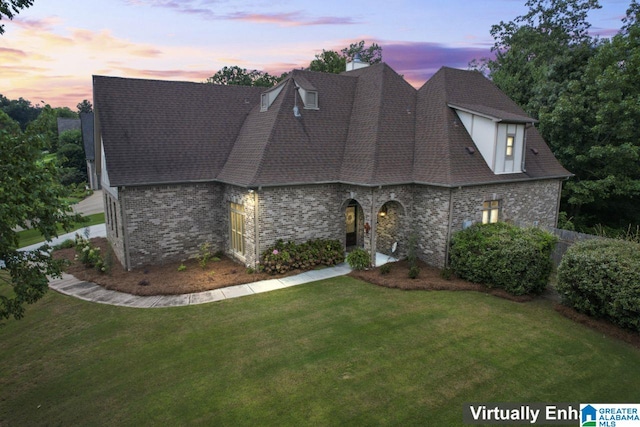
<box><xmin>478</xmin><ymin>0</ymin><xmax>640</xmax><ymax>234</ymax></box>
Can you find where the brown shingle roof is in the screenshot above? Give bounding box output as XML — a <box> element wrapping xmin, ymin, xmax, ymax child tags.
<box><xmin>93</xmin><ymin>76</ymin><xmax>262</xmax><ymax>186</ymax></box>
<box><xmin>94</xmin><ymin>65</ymin><xmax>570</xmax><ymax>188</ymax></box>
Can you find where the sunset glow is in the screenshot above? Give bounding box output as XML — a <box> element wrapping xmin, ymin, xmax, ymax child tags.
<box><xmin>0</xmin><ymin>0</ymin><xmax>629</xmax><ymax>108</ymax></box>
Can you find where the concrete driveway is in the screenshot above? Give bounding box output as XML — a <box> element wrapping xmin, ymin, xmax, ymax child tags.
<box><xmin>73</xmin><ymin>189</ymin><xmax>104</xmax><ymax>216</ymax></box>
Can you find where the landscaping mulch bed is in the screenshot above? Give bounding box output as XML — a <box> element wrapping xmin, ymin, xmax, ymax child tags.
<box><xmin>348</xmin><ymin>259</ymin><xmax>533</xmax><ymax>303</ymax></box>
<box><xmin>53</xmin><ymin>237</ymin><xmax>299</xmax><ymax>296</ymax></box>
<box><xmin>53</xmin><ymin>239</ymin><xmax>639</xmax><ymax>349</ymax></box>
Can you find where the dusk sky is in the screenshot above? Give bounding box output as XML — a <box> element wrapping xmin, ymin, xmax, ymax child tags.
<box><xmin>0</xmin><ymin>0</ymin><xmax>631</xmax><ymax>109</ymax></box>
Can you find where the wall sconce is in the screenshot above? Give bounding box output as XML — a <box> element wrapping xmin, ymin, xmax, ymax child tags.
<box><xmin>364</xmin><ymin>222</ymin><xmax>371</xmax><ymax>235</ymax></box>
<box><xmin>378</xmin><ymin>205</ymin><xmax>387</xmax><ymax>217</ymax></box>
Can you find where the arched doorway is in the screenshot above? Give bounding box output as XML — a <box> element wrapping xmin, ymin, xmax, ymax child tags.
<box><xmin>343</xmin><ymin>199</ymin><xmax>365</xmax><ymax>251</ymax></box>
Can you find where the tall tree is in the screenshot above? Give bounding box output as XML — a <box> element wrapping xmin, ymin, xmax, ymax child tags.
<box><xmin>0</xmin><ymin>0</ymin><xmax>34</xmax><ymax>34</ymax></box>
<box><xmin>205</xmin><ymin>66</ymin><xmax>284</xmax><ymax>87</ymax></box>
<box><xmin>0</xmin><ymin>110</ymin><xmax>79</xmax><ymax>321</ymax></box>
<box><xmin>541</xmin><ymin>2</ymin><xmax>640</xmax><ymax>229</ymax></box>
<box><xmin>0</xmin><ymin>94</ymin><xmax>41</xmax><ymax>130</ymax></box>
<box><xmin>309</xmin><ymin>40</ymin><xmax>382</xmax><ymax>74</ymax></box>
<box><xmin>486</xmin><ymin>0</ymin><xmax>601</xmax><ymax>118</ymax></box>
<box><xmin>26</xmin><ymin>105</ymin><xmax>77</xmax><ymax>152</ymax></box>
<box><xmin>76</xmin><ymin>99</ymin><xmax>93</xmax><ymax>114</ymax></box>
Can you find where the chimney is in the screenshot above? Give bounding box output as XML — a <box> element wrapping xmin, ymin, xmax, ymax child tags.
<box><xmin>345</xmin><ymin>53</ymin><xmax>369</xmax><ymax>71</ymax></box>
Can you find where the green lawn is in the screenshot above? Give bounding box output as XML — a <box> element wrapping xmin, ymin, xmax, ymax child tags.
<box><xmin>1</xmin><ymin>277</ymin><xmax>639</xmax><ymax>426</ymax></box>
<box><xmin>17</xmin><ymin>212</ymin><xmax>105</xmax><ymax>248</ymax></box>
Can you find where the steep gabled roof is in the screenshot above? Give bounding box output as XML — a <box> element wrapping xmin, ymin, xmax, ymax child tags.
<box><xmin>93</xmin><ymin>76</ymin><xmax>262</xmax><ymax>186</ymax></box>
<box><xmin>218</xmin><ymin>70</ymin><xmax>357</xmax><ymax>186</ymax></box>
<box><xmin>413</xmin><ymin>67</ymin><xmax>570</xmax><ymax>186</ymax></box>
<box><xmin>80</xmin><ymin>112</ymin><xmax>94</xmax><ymax>161</ymax></box>
<box><xmin>94</xmin><ymin>64</ymin><xmax>570</xmax><ymax>189</ymax></box>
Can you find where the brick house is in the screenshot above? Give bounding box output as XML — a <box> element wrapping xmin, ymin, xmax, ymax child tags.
<box><xmin>93</xmin><ymin>60</ymin><xmax>570</xmax><ymax>271</ymax></box>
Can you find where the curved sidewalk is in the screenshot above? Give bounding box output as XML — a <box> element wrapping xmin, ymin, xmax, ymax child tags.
<box><xmin>48</xmin><ymin>263</ymin><xmax>353</xmax><ymax>308</ymax></box>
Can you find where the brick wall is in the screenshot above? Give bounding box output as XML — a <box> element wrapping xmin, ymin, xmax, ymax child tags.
<box><xmin>107</xmin><ymin>179</ymin><xmax>562</xmax><ymax>271</ymax></box>
<box><xmin>257</xmin><ymin>184</ymin><xmax>343</xmax><ymax>255</ymax></box>
<box><xmin>121</xmin><ymin>183</ymin><xmax>224</xmax><ymax>269</ymax></box>
<box><xmin>451</xmin><ymin>179</ymin><xmax>561</xmax><ymax>231</ymax></box>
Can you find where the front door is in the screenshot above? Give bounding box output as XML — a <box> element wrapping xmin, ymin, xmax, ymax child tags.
<box><xmin>345</xmin><ymin>204</ymin><xmax>357</xmax><ymax>247</ymax></box>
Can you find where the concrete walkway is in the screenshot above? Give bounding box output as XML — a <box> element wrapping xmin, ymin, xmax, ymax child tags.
<box><xmin>47</xmin><ymin>252</ymin><xmax>399</xmax><ymax>308</ymax></box>
<box><xmin>49</xmin><ymin>263</ymin><xmax>354</xmax><ymax>308</ymax></box>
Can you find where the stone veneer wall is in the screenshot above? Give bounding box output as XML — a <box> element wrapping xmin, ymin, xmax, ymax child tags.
<box><xmin>121</xmin><ymin>183</ymin><xmax>224</xmax><ymax>269</ymax></box>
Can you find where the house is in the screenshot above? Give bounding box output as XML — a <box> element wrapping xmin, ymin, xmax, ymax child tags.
<box><xmin>80</xmin><ymin>112</ymin><xmax>99</xmax><ymax>190</ymax></box>
<box><xmin>56</xmin><ymin>117</ymin><xmax>81</xmax><ymax>135</ymax></box>
<box><xmin>93</xmin><ymin>60</ymin><xmax>571</xmax><ymax>271</ymax></box>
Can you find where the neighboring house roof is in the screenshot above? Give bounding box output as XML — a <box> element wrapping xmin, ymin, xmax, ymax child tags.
<box><xmin>94</xmin><ymin>64</ymin><xmax>570</xmax><ymax>188</ymax></box>
<box><xmin>56</xmin><ymin>118</ymin><xmax>81</xmax><ymax>135</ymax></box>
<box><xmin>80</xmin><ymin>112</ymin><xmax>95</xmax><ymax>161</ymax></box>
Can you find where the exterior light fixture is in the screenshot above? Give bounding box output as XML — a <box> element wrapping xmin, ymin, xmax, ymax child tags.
<box><xmin>379</xmin><ymin>205</ymin><xmax>387</xmax><ymax>217</ymax></box>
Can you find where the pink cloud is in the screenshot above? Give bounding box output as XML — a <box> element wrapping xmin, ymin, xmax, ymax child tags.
<box><xmin>227</xmin><ymin>11</ymin><xmax>359</xmax><ymax>26</ymax></box>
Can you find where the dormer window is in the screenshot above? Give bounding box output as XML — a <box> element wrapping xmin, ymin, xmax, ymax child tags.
<box><xmin>304</xmin><ymin>90</ymin><xmax>318</xmax><ymax>109</ymax></box>
<box><xmin>260</xmin><ymin>84</ymin><xmax>285</xmax><ymax>112</ymax></box>
<box><xmin>506</xmin><ymin>135</ymin><xmax>515</xmax><ymax>158</ymax></box>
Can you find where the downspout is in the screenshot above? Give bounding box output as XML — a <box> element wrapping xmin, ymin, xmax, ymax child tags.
<box><xmin>254</xmin><ymin>190</ymin><xmax>260</xmax><ymax>268</ymax></box>
<box><xmin>444</xmin><ymin>188</ymin><xmax>455</xmax><ymax>267</ymax></box>
<box><xmin>370</xmin><ymin>187</ymin><xmax>376</xmax><ymax>267</ymax></box>
<box><xmin>522</xmin><ymin>123</ymin><xmax>532</xmax><ymax>172</ymax></box>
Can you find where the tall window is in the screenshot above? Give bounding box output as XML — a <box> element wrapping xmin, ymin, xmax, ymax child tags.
<box><xmin>482</xmin><ymin>200</ymin><xmax>500</xmax><ymax>224</ymax></box>
<box><xmin>506</xmin><ymin>135</ymin><xmax>515</xmax><ymax>158</ymax></box>
<box><xmin>230</xmin><ymin>202</ymin><xmax>245</xmax><ymax>255</ymax></box>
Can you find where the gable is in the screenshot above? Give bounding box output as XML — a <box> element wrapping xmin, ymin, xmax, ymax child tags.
<box><xmin>94</xmin><ymin>65</ymin><xmax>570</xmax><ymax>189</ymax></box>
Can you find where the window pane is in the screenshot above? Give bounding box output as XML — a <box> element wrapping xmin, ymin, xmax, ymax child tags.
<box><xmin>482</xmin><ymin>210</ymin><xmax>489</xmax><ymax>224</ymax></box>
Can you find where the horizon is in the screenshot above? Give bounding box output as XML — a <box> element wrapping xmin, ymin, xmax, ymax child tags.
<box><xmin>0</xmin><ymin>0</ymin><xmax>630</xmax><ymax>109</ymax></box>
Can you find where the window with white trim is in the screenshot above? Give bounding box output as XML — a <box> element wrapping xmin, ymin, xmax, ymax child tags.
<box><xmin>482</xmin><ymin>200</ymin><xmax>500</xmax><ymax>224</ymax></box>
<box><xmin>506</xmin><ymin>135</ymin><xmax>515</xmax><ymax>158</ymax></box>
<box><xmin>230</xmin><ymin>202</ymin><xmax>245</xmax><ymax>255</ymax></box>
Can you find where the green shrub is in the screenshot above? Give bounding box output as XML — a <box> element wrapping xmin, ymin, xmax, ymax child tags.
<box><xmin>379</xmin><ymin>264</ymin><xmax>391</xmax><ymax>275</ymax></box>
<box><xmin>346</xmin><ymin>248</ymin><xmax>370</xmax><ymax>270</ymax></box>
<box><xmin>74</xmin><ymin>234</ymin><xmax>108</xmax><ymax>273</ymax></box>
<box><xmin>177</xmin><ymin>263</ymin><xmax>187</xmax><ymax>272</ymax></box>
<box><xmin>449</xmin><ymin>222</ymin><xmax>557</xmax><ymax>295</ymax></box>
<box><xmin>261</xmin><ymin>239</ymin><xmax>345</xmax><ymax>275</ymax></box>
<box><xmin>408</xmin><ymin>265</ymin><xmax>420</xmax><ymax>279</ymax></box>
<box><xmin>557</xmin><ymin>239</ymin><xmax>640</xmax><ymax>332</ymax></box>
<box><xmin>196</xmin><ymin>242</ymin><xmax>214</xmax><ymax>269</ymax></box>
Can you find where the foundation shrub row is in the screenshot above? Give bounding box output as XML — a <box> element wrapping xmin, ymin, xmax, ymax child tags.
<box><xmin>449</xmin><ymin>222</ymin><xmax>556</xmax><ymax>296</ymax></box>
<box><xmin>261</xmin><ymin>239</ymin><xmax>344</xmax><ymax>275</ymax></box>
<box><xmin>557</xmin><ymin>239</ymin><xmax>640</xmax><ymax>332</ymax></box>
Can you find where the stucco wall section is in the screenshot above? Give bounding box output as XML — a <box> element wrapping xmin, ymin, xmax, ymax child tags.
<box><xmin>122</xmin><ymin>183</ymin><xmax>224</xmax><ymax>269</ymax></box>
<box><xmin>104</xmin><ymin>191</ymin><xmax>126</xmax><ymax>268</ymax></box>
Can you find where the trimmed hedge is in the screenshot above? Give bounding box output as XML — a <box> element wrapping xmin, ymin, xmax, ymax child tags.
<box><xmin>557</xmin><ymin>239</ymin><xmax>640</xmax><ymax>332</ymax></box>
<box><xmin>450</xmin><ymin>222</ymin><xmax>557</xmax><ymax>295</ymax></box>
<box><xmin>261</xmin><ymin>239</ymin><xmax>344</xmax><ymax>275</ymax></box>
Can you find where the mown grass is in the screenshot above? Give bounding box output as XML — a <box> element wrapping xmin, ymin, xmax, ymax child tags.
<box><xmin>17</xmin><ymin>212</ymin><xmax>105</xmax><ymax>248</ymax></box>
<box><xmin>0</xmin><ymin>277</ymin><xmax>639</xmax><ymax>426</ymax></box>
